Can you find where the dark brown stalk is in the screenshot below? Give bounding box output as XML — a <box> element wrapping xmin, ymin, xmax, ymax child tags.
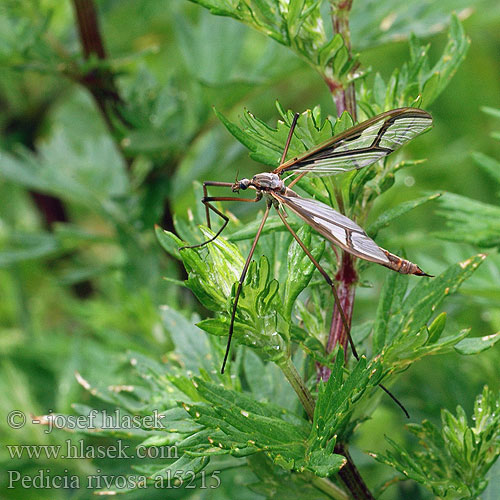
<box><xmin>321</xmin><ymin>2</ymin><xmax>376</xmax><ymax>500</ymax></box>
<box><xmin>322</xmin><ymin>0</ymin><xmax>359</xmax><ymax>369</ymax></box>
<box><xmin>71</xmin><ymin>0</ymin><xmax>126</xmax><ymax>133</ymax></box>
<box><xmin>334</xmin><ymin>443</ymin><xmax>375</xmax><ymax>500</ymax></box>
<box><xmin>71</xmin><ymin>1</ymin><xmax>189</xmax><ymax>282</ymax></box>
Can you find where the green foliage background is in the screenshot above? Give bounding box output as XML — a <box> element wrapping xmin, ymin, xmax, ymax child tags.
<box><xmin>0</xmin><ymin>0</ymin><xmax>499</xmax><ymax>499</ymax></box>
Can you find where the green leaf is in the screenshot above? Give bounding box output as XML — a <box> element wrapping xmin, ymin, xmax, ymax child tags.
<box><xmin>426</xmin><ymin>312</ymin><xmax>447</xmax><ymax>344</ymax></box>
<box><xmin>181</xmin><ymin>377</ymin><xmax>311</xmax><ymax>467</ymax></box>
<box><xmin>372</xmin><ymin>386</ymin><xmax>500</xmax><ymax>498</ymax></box>
<box><xmin>368</xmin><ymin>192</ymin><xmax>442</xmax><ymax>238</ymax></box>
<box><xmin>472</xmin><ymin>151</ymin><xmax>500</xmax><ymax>188</ymax></box>
<box><xmin>0</xmin><ymin>130</ymin><xmax>129</xmax><ymax>214</ymax></box>
<box><xmin>155</xmin><ymin>225</ymin><xmax>183</xmax><ymax>260</ymax></box>
<box><xmin>198</xmin><ymin>255</ymin><xmax>290</xmax><ymax>364</ymax></box>
<box><xmin>215</xmin><ymin>105</ymin><xmax>336</xmax><ymax>169</ymax></box>
<box><xmin>157</xmin><ymin>225</ymin><xmax>245</xmax><ymax>311</ymax></box>
<box><xmin>150</xmin><ymin>455</ymin><xmax>210</xmax><ymax>480</ymax></box>
<box><xmin>318</xmin><ymin>33</ymin><xmax>343</xmax><ymax>68</ymax></box>
<box><xmin>243</xmin><ymin>350</ymin><xmax>298</xmax><ymax>412</ymax></box>
<box><xmin>421</xmin><ymin>15</ymin><xmax>470</xmax><ymax>106</ymax></box>
<box><xmin>188</xmin><ymin>0</ymin><xmax>330</xmax><ymax>79</ymax></box>
<box><xmin>312</xmin><ymin>352</ymin><xmax>384</xmax><ymax>447</ymax></box>
<box><xmin>160</xmin><ymin>306</ymin><xmax>212</xmax><ymax>373</ymax></box>
<box><xmin>307</xmin><ymin>449</ymin><xmax>347</xmax><ymax>477</ymax></box>
<box><xmin>374</xmin><ymin>254</ymin><xmax>486</xmax><ymax>367</ymax></box>
<box><xmin>247</xmin><ymin>454</ymin><xmax>332</xmax><ymax>499</ymax></box>
<box><xmin>435</xmin><ymin>193</ymin><xmax>500</xmax><ymax>248</ymax></box>
<box><xmin>372</xmin><ymin>270</ymin><xmax>408</xmax><ymax>353</ymax></box>
<box><xmin>454</xmin><ymin>332</ymin><xmax>500</xmax><ymax>355</ymax></box>
<box><xmin>358</xmin><ymin>15</ymin><xmax>469</xmax><ymax>111</ymax></box>
<box><xmin>390</xmin><ymin>254</ymin><xmax>485</xmax><ymax>342</ymax></box>
<box><xmin>0</xmin><ymin>231</ymin><xmax>61</xmax><ymax>267</ymax></box>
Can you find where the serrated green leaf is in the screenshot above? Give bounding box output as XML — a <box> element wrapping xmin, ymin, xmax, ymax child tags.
<box><xmin>374</xmin><ymin>386</ymin><xmax>500</xmax><ymax>498</ymax></box>
<box><xmin>181</xmin><ymin>377</ymin><xmax>310</xmax><ymax>466</ymax></box>
<box><xmin>214</xmin><ymin>107</ymin><xmax>263</xmax><ymax>157</ymax></box>
<box><xmin>388</xmin><ymin>254</ymin><xmax>486</xmax><ymax>345</ymax></box>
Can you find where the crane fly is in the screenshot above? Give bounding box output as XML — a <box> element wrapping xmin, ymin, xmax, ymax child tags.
<box><xmin>180</xmin><ymin>108</ymin><xmax>433</xmax><ymax>386</ymax></box>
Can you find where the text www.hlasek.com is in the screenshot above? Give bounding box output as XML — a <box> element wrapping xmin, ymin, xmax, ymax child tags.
<box><xmin>6</xmin><ymin>439</ymin><xmax>177</xmax><ymax>460</ymax></box>
<box><xmin>7</xmin><ymin>442</ymin><xmax>221</xmax><ymax>490</ymax></box>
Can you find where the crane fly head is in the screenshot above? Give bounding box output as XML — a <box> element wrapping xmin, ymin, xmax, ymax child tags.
<box><xmin>232</xmin><ymin>178</ymin><xmax>251</xmax><ymax>192</ymax></box>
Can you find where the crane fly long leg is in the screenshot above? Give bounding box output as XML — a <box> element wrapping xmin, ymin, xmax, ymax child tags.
<box><xmin>279</xmin><ymin>113</ymin><xmax>300</xmax><ymax>165</ymax></box>
<box><xmin>275</xmin><ymin>206</ymin><xmax>410</xmax><ymax>418</ymax></box>
<box><xmin>201</xmin><ymin>181</ymin><xmax>237</xmax><ymax>228</ymax></box>
<box><xmin>221</xmin><ymin>202</ymin><xmax>271</xmax><ymax>374</ymax></box>
<box><xmin>275</xmin><ymin>206</ymin><xmax>352</xmax><ymax>351</ymax></box>
<box><xmin>179</xmin><ymin>201</ymin><xmax>229</xmax><ymax>251</ymax></box>
<box><xmin>179</xmin><ymin>193</ymin><xmax>262</xmax><ymax>251</ymax></box>
<box><xmin>287</xmin><ymin>170</ymin><xmax>308</xmax><ymax>189</ymax></box>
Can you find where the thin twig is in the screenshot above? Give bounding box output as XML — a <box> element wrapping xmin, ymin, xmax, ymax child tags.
<box><xmin>310</xmin><ymin>475</ymin><xmax>351</xmax><ymax>500</ymax></box>
<box><xmin>279</xmin><ymin>357</ymin><xmax>316</xmax><ymax>420</ymax></box>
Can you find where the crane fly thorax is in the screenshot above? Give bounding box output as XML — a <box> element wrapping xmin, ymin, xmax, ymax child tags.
<box><xmin>251</xmin><ymin>173</ymin><xmax>285</xmax><ymax>192</ymax></box>
<box><xmin>232</xmin><ymin>172</ymin><xmax>285</xmax><ymax>193</ymax></box>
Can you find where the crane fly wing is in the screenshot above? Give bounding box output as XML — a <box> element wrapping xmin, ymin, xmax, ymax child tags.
<box><xmin>273</xmin><ymin>190</ymin><xmax>430</xmax><ymax>276</ymax></box>
<box><xmin>274</xmin><ymin>108</ymin><xmax>432</xmax><ymax>177</ymax></box>
<box><xmin>273</xmin><ymin>191</ymin><xmax>390</xmax><ymax>265</ymax></box>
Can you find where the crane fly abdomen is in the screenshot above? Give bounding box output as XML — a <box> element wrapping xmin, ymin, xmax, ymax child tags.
<box><xmin>381</xmin><ymin>250</ymin><xmax>432</xmax><ymax>276</ymax></box>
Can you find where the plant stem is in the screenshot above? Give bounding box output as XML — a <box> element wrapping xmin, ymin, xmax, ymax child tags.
<box><xmin>323</xmin><ymin>0</ymin><xmax>359</xmax><ymax>362</ymax></box>
<box><xmin>328</xmin><ymin>0</ymin><xmax>357</xmax><ymax>120</ymax></box>
<box><xmin>279</xmin><ymin>357</ymin><xmax>315</xmax><ymax>420</ymax></box>
<box><xmin>71</xmin><ymin>0</ymin><xmax>127</xmax><ymax>133</ymax></box>
<box><xmin>328</xmin><ymin>255</ymin><xmax>356</xmax><ymax>357</ymax></box>
<box><xmin>322</xmin><ymin>4</ymin><xmax>376</xmax><ymax>500</ymax></box>
<box><xmin>334</xmin><ymin>443</ymin><xmax>375</xmax><ymax>500</ymax></box>
<box><xmin>311</xmin><ymin>475</ymin><xmax>351</xmax><ymax>500</ymax></box>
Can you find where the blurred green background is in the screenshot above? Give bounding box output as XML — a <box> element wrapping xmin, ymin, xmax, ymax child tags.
<box><xmin>0</xmin><ymin>0</ymin><xmax>499</xmax><ymax>498</ymax></box>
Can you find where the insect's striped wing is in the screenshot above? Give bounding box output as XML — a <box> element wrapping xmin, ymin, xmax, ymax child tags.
<box><xmin>273</xmin><ymin>191</ymin><xmax>390</xmax><ymax>264</ymax></box>
<box><xmin>274</xmin><ymin>108</ymin><xmax>432</xmax><ymax>177</ymax></box>
<box><xmin>273</xmin><ymin>189</ymin><xmax>429</xmax><ymax>275</ymax></box>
